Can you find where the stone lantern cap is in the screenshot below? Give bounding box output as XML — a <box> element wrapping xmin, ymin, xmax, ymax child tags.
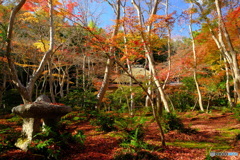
<box><xmin>12</xmin><ymin>95</ymin><xmax>72</xmax><ymax>118</ymax></box>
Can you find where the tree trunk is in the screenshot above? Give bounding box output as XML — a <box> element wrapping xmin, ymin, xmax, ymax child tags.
<box><xmin>132</xmin><ymin>0</ymin><xmax>170</xmax><ymax>113</ymax></box>
<box><xmin>127</xmin><ymin>59</ymin><xmax>134</xmax><ymax>116</ymax></box>
<box><xmin>107</xmin><ymin>51</ymin><xmax>166</xmax><ymax>146</ymax></box>
<box><xmin>59</xmin><ymin>68</ymin><xmax>66</xmax><ymax>98</ymax></box>
<box><xmin>145</xmin><ymin>81</ymin><xmax>152</xmax><ymax>107</ymax></box>
<box><xmin>48</xmin><ymin>59</ymin><xmax>56</xmax><ymax>103</ymax></box>
<box><xmin>131</xmin><ymin>0</ymin><xmax>168</xmax><ymax>146</ymax></box>
<box><xmin>189</xmin><ymin>3</ymin><xmax>204</xmax><ymax>111</ymax></box>
<box><xmin>5</xmin><ymin>0</ymin><xmax>55</xmax><ymax>104</ymax></box>
<box><xmin>147</xmin><ymin>54</ymin><xmax>170</xmax><ymax>112</ymax></box>
<box><xmin>215</xmin><ymin>0</ymin><xmax>240</xmax><ymax>102</ymax></box>
<box><xmin>224</xmin><ymin>58</ymin><xmax>233</xmax><ymax>107</ymax></box>
<box><xmin>196</xmin><ymin>1</ymin><xmax>240</xmax><ymax>102</ymax></box>
<box><xmin>66</xmin><ymin>67</ymin><xmax>70</xmax><ymax>95</ymax></box>
<box><xmin>149</xmin><ymin>91</ymin><xmax>165</xmax><ymax>146</ymax></box>
<box><xmin>96</xmin><ymin>58</ymin><xmax>113</xmax><ymax>109</ymax></box>
<box><xmin>0</xmin><ymin>73</ymin><xmax>7</xmax><ymax>108</ymax></box>
<box><xmin>96</xmin><ymin>0</ymin><xmax>121</xmax><ymax>109</ymax></box>
<box><xmin>76</xmin><ymin>65</ymin><xmax>79</xmax><ymax>88</ymax></box>
<box><xmin>83</xmin><ymin>55</ymin><xmax>86</xmax><ymax>91</ymax></box>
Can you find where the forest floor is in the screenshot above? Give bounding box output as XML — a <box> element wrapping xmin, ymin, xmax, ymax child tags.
<box><xmin>0</xmin><ymin>110</ymin><xmax>239</xmax><ymax>160</ymax></box>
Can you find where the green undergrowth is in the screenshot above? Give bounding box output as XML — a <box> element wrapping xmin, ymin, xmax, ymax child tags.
<box><xmin>232</xmin><ymin>105</ymin><xmax>240</xmax><ymax>121</ymax></box>
<box><xmin>114</xmin><ymin>150</ymin><xmax>160</xmax><ymax>160</ymax></box>
<box><xmin>6</xmin><ymin>114</ymin><xmax>22</xmax><ymax>125</ymax></box>
<box><xmin>0</xmin><ymin>124</ymin><xmax>19</xmax><ymax>153</ymax></box>
<box><xmin>166</xmin><ymin>141</ymin><xmax>231</xmax><ymax>150</ymax></box>
<box><xmin>61</xmin><ymin>111</ymin><xmax>87</xmax><ymax>125</ymax></box>
<box><xmin>90</xmin><ymin>112</ymin><xmax>119</xmax><ymax>132</ymax></box>
<box><xmin>29</xmin><ymin>126</ymin><xmax>85</xmax><ymax>160</ymax></box>
<box><xmin>215</xmin><ymin>128</ymin><xmax>240</xmax><ymax>142</ymax></box>
<box><xmin>161</xmin><ymin>112</ymin><xmax>198</xmax><ymax>134</ymax></box>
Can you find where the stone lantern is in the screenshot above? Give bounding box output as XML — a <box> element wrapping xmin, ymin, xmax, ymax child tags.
<box><xmin>12</xmin><ymin>95</ymin><xmax>72</xmax><ymax>151</ymax></box>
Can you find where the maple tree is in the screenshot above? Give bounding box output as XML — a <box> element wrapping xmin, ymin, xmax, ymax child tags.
<box><xmin>96</xmin><ymin>0</ymin><xmax>121</xmax><ymax>109</ymax></box>
<box><xmin>4</xmin><ymin>0</ymin><xmax>56</xmax><ymax>103</ymax></box>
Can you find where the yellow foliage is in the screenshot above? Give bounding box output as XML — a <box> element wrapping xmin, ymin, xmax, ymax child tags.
<box><xmin>33</xmin><ymin>40</ymin><xmax>50</xmax><ymax>52</ymax></box>
<box><xmin>210</xmin><ymin>64</ymin><xmax>222</xmax><ymax>73</ymax></box>
<box><xmin>19</xmin><ymin>12</ymin><xmax>39</xmax><ymax>23</ymax></box>
<box><xmin>42</xmin><ymin>70</ymin><xmax>49</xmax><ymax>75</ymax></box>
<box><xmin>53</xmin><ymin>0</ymin><xmax>62</xmax><ymax>6</ymax></box>
<box><xmin>52</xmin><ymin>73</ymin><xmax>64</xmax><ymax>78</ymax></box>
<box><xmin>14</xmin><ymin>62</ymin><xmax>38</xmax><ymax>68</ymax></box>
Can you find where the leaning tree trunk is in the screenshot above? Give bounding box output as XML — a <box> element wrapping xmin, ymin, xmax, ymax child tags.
<box><xmin>215</xmin><ymin>0</ymin><xmax>240</xmax><ymax>101</ymax></box>
<box><xmin>131</xmin><ymin>0</ymin><xmax>168</xmax><ymax>146</ymax></box>
<box><xmin>96</xmin><ymin>58</ymin><xmax>113</xmax><ymax>109</ymax></box>
<box><xmin>96</xmin><ymin>0</ymin><xmax>121</xmax><ymax>109</ymax></box>
<box><xmin>132</xmin><ymin>0</ymin><xmax>170</xmax><ymax>113</ymax></box>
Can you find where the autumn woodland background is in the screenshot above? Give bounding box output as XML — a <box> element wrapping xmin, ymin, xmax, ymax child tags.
<box><xmin>0</xmin><ymin>0</ymin><xmax>240</xmax><ymax>159</ymax></box>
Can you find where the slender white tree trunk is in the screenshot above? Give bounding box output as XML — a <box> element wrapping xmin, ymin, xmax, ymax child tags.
<box><xmin>132</xmin><ymin>0</ymin><xmax>170</xmax><ymax>112</ymax></box>
<box><xmin>196</xmin><ymin>1</ymin><xmax>240</xmax><ymax>102</ymax></box>
<box><xmin>215</xmin><ymin>0</ymin><xmax>240</xmax><ymax>101</ymax></box>
<box><xmin>189</xmin><ymin>3</ymin><xmax>204</xmax><ymax>111</ymax></box>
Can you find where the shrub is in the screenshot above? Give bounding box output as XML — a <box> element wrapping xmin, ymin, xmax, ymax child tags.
<box><xmin>161</xmin><ymin>112</ymin><xmax>197</xmax><ymax>134</ymax></box>
<box><xmin>29</xmin><ymin>126</ymin><xmax>85</xmax><ymax>159</ymax></box>
<box><xmin>169</xmin><ymin>91</ymin><xmax>194</xmax><ymax>111</ymax></box>
<box><xmin>161</xmin><ymin>112</ymin><xmax>184</xmax><ymax>133</ymax></box>
<box><xmin>90</xmin><ymin>112</ymin><xmax>118</xmax><ymax>132</ymax></box>
<box><xmin>113</xmin><ymin>116</ymin><xmax>148</xmax><ymax>152</ymax></box>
